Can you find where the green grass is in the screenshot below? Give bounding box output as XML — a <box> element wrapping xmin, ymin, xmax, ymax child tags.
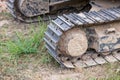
<box><xmin>105</xmin><ymin>75</ymin><xmax>120</xmax><ymax>80</ymax></box>
<box><xmin>4</xmin><ymin>22</ymin><xmax>46</xmax><ymax>55</ymax></box>
<box><xmin>0</xmin><ymin>20</ymin><xmax>57</xmax><ymax>79</ymax></box>
<box><xmin>0</xmin><ymin>18</ymin><xmax>56</xmax><ymax>67</ymax></box>
<box><xmin>89</xmin><ymin>75</ymin><xmax>120</xmax><ymax>80</ymax></box>
<box><xmin>89</xmin><ymin>64</ymin><xmax>120</xmax><ymax>80</ymax></box>
<box><xmin>0</xmin><ymin>12</ymin><xmax>12</xmax><ymax>19</ymax></box>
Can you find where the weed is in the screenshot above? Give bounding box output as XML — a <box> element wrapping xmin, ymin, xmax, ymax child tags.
<box><xmin>4</xmin><ymin>22</ymin><xmax>47</xmax><ymax>55</ymax></box>
<box><xmin>64</xmin><ymin>78</ymin><xmax>72</xmax><ymax>80</ymax></box>
<box><xmin>89</xmin><ymin>78</ymin><xmax>97</xmax><ymax>80</ymax></box>
<box><xmin>40</xmin><ymin>53</ymin><xmax>53</xmax><ymax>64</ymax></box>
<box><xmin>0</xmin><ymin>12</ymin><xmax>11</xmax><ymax>16</ymax></box>
<box><xmin>103</xmin><ymin>74</ymin><xmax>120</xmax><ymax>80</ymax></box>
<box><xmin>0</xmin><ymin>41</ymin><xmax>6</xmax><ymax>53</ymax></box>
<box><xmin>0</xmin><ymin>12</ymin><xmax>12</xmax><ymax>19</ymax></box>
<box><xmin>90</xmin><ymin>73</ymin><xmax>120</xmax><ymax>80</ymax></box>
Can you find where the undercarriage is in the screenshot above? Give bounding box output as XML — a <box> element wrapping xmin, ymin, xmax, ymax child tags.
<box><xmin>44</xmin><ymin>0</ymin><xmax>120</xmax><ymax>68</ymax></box>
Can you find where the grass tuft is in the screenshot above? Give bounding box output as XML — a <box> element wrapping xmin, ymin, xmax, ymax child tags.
<box><xmin>4</xmin><ymin>22</ymin><xmax>47</xmax><ymax>55</ymax></box>
<box><xmin>102</xmin><ymin>74</ymin><xmax>120</xmax><ymax>80</ymax></box>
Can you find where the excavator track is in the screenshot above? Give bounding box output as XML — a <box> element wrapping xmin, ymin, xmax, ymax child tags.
<box><xmin>44</xmin><ymin>7</ymin><xmax>120</xmax><ymax>68</ymax></box>
<box><xmin>6</xmin><ymin>0</ymin><xmax>91</xmax><ymax>23</ymax></box>
<box><xmin>6</xmin><ymin>0</ymin><xmax>56</xmax><ymax>22</ymax></box>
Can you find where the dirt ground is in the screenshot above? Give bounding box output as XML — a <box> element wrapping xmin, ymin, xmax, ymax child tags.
<box><xmin>0</xmin><ymin>0</ymin><xmax>7</xmax><ymax>13</ymax></box>
<box><xmin>0</xmin><ymin>0</ymin><xmax>120</xmax><ymax>80</ymax></box>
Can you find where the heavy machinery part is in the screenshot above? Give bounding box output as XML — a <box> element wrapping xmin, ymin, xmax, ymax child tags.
<box><xmin>6</xmin><ymin>0</ymin><xmax>91</xmax><ymax>23</ymax></box>
<box><xmin>18</xmin><ymin>0</ymin><xmax>49</xmax><ymax>17</ymax></box>
<box><xmin>87</xmin><ymin>25</ymin><xmax>120</xmax><ymax>53</ymax></box>
<box><xmin>44</xmin><ymin>7</ymin><xmax>120</xmax><ymax>68</ymax></box>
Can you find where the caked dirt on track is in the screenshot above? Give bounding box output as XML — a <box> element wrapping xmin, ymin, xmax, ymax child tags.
<box><xmin>0</xmin><ymin>0</ymin><xmax>120</xmax><ymax>80</ymax></box>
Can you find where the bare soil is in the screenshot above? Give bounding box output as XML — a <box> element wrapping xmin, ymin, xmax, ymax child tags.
<box><xmin>0</xmin><ymin>0</ymin><xmax>7</xmax><ymax>13</ymax></box>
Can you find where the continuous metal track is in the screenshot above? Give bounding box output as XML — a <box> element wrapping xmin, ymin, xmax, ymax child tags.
<box><xmin>6</xmin><ymin>0</ymin><xmax>91</xmax><ymax>23</ymax></box>
<box><xmin>44</xmin><ymin>7</ymin><xmax>120</xmax><ymax>68</ymax></box>
<box><xmin>6</xmin><ymin>0</ymin><xmax>56</xmax><ymax>22</ymax></box>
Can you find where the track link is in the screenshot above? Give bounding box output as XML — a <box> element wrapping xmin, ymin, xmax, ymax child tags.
<box><xmin>6</xmin><ymin>0</ymin><xmax>91</xmax><ymax>23</ymax></box>
<box><xmin>6</xmin><ymin>0</ymin><xmax>56</xmax><ymax>22</ymax></box>
<box><xmin>44</xmin><ymin>7</ymin><xmax>120</xmax><ymax>68</ymax></box>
